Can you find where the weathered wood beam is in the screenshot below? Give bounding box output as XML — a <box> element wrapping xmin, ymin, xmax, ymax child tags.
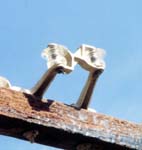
<box><xmin>0</xmin><ymin>88</ymin><xmax>141</xmax><ymax>150</ymax></box>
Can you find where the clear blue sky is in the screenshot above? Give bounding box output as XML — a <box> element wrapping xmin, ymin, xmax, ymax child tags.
<box><xmin>0</xmin><ymin>0</ymin><xmax>142</xmax><ymax>149</ymax></box>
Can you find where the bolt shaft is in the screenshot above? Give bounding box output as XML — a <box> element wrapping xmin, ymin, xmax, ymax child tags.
<box><xmin>76</xmin><ymin>69</ymin><xmax>103</xmax><ymax>109</ymax></box>
<box><xmin>31</xmin><ymin>67</ymin><xmax>63</xmax><ymax>99</ymax></box>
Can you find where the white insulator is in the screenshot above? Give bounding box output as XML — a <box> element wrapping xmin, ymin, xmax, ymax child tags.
<box><xmin>0</xmin><ymin>76</ymin><xmax>11</xmax><ymax>88</ymax></box>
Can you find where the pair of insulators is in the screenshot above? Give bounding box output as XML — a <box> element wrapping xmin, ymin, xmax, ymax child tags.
<box><xmin>31</xmin><ymin>43</ymin><xmax>106</xmax><ymax>109</ymax></box>
<box><xmin>0</xmin><ymin>43</ymin><xmax>106</xmax><ymax>109</ymax></box>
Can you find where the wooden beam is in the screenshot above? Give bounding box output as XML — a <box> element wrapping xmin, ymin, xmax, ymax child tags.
<box><xmin>0</xmin><ymin>88</ymin><xmax>141</xmax><ymax>150</ymax></box>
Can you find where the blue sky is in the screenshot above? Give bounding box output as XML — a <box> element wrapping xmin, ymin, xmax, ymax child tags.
<box><xmin>0</xmin><ymin>0</ymin><xmax>142</xmax><ymax>149</ymax></box>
